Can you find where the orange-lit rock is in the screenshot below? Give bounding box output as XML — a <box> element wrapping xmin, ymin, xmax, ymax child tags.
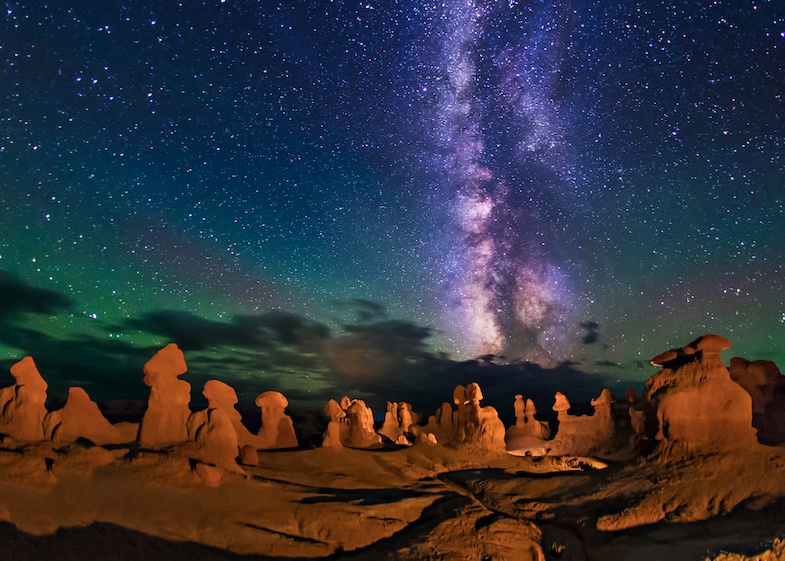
<box><xmin>0</xmin><ymin>356</ymin><xmax>48</xmax><ymax>441</ymax></box>
<box><xmin>322</xmin><ymin>399</ymin><xmax>345</xmax><ymax>449</ymax></box>
<box><xmin>194</xmin><ymin>407</ymin><xmax>240</xmax><ymax>472</ymax></box>
<box><xmin>198</xmin><ymin>380</ymin><xmax>260</xmax><ymax>449</ymax></box>
<box><xmin>729</xmin><ymin>357</ymin><xmax>785</xmax><ymax>445</ymax></box>
<box><xmin>547</xmin><ymin>389</ymin><xmax>620</xmax><ymax>457</ymax></box>
<box><xmin>379</xmin><ymin>401</ymin><xmax>417</xmax><ymax>444</ymax></box>
<box><xmin>344</xmin><ymin>398</ymin><xmax>383</xmax><ymax>449</ymax></box>
<box><xmin>506</xmin><ymin>395</ymin><xmax>550</xmax><ymax>455</ymax></box>
<box><xmin>255</xmin><ymin>390</ymin><xmax>298</xmax><ymax>449</ymax></box>
<box><xmin>137</xmin><ymin>344</ymin><xmax>192</xmax><ymax>447</ymax></box>
<box><xmin>643</xmin><ymin>334</ymin><xmax>757</xmax><ymax>453</ymax></box>
<box><xmin>43</xmin><ymin>387</ymin><xmax>125</xmax><ymax>446</ymax></box>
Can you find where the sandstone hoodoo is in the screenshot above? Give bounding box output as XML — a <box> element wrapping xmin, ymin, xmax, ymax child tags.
<box><xmin>0</xmin><ymin>336</ymin><xmax>781</xmax><ymax>560</ymax></box>
<box><xmin>255</xmin><ymin>390</ymin><xmax>298</xmax><ymax>449</ymax></box>
<box><xmin>642</xmin><ymin>334</ymin><xmax>758</xmax><ymax>453</ymax></box>
<box><xmin>0</xmin><ymin>356</ymin><xmax>49</xmax><ymax>441</ymax></box>
<box><xmin>137</xmin><ymin>343</ymin><xmax>192</xmax><ymax>447</ymax></box>
<box><xmin>193</xmin><ymin>380</ymin><xmax>260</xmax><ymax>449</ymax></box>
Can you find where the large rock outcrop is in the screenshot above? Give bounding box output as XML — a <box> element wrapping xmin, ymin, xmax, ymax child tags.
<box><xmin>642</xmin><ymin>334</ymin><xmax>757</xmax><ymax>453</ymax></box>
<box><xmin>729</xmin><ymin>357</ymin><xmax>785</xmax><ymax>445</ymax></box>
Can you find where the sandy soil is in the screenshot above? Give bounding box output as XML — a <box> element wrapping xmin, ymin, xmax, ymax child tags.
<box><xmin>0</xmin><ymin>440</ymin><xmax>783</xmax><ymax>560</ymax></box>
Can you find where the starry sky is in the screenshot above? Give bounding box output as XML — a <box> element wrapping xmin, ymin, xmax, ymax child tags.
<box><xmin>1</xmin><ymin>0</ymin><xmax>783</xmax><ymax>413</ymax></box>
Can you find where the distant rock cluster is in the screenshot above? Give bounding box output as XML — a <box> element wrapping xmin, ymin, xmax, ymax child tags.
<box><xmin>0</xmin><ymin>333</ymin><xmax>781</xmax><ymax>484</ymax></box>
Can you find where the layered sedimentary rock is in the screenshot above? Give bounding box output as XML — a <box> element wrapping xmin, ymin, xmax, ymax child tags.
<box><xmin>344</xmin><ymin>399</ymin><xmax>383</xmax><ymax>449</ymax></box>
<box><xmin>194</xmin><ymin>407</ymin><xmax>240</xmax><ymax>471</ymax></box>
<box><xmin>450</xmin><ymin>383</ymin><xmax>506</xmax><ymax>452</ymax></box>
<box><xmin>379</xmin><ymin>401</ymin><xmax>416</xmax><ymax>445</ymax></box>
<box><xmin>642</xmin><ymin>334</ymin><xmax>757</xmax><ymax>452</ymax></box>
<box><xmin>320</xmin><ymin>396</ymin><xmax>381</xmax><ymax>449</ymax></box>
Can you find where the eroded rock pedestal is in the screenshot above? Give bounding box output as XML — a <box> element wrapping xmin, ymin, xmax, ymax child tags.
<box><xmin>642</xmin><ymin>334</ymin><xmax>757</xmax><ymax>453</ymax></box>
<box><xmin>137</xmin><ymin>343</ymin><xmax>192</xmax><ymax>447</ymax></box>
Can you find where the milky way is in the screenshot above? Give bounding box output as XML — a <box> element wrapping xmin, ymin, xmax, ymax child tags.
<box><xmin>430</xmin><ymin>0</ymin><xmax>579</xmax><ymax>362</ymax></box>
<box><xmin>1</xmin><ymin>0</ymin><xmax>783</xmax><ymax>407</ymax></box>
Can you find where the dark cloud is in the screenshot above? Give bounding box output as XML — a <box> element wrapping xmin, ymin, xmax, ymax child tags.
<box><xmin>122</xmin><ymin>310</ymin><xmax>330</xmax><ymax>352</ymax></box>
<box><xmin>0</xmin><ymin>270</ymin><xmax>74</xmax><ymax>319</ymax></box>
<box><xmin>0</xmin><ymin>324</ymin><xmax>156</xmax><ymax>402</ymax></box>
<box><xmin>0</xmin><ymin>281</ymin><xmax>637</xmax><ymax>415</ymax></box>
<box><xmin>595</xmin><ymin>360</ymin><xmax>622</xmax><ymax>368</ymax></box>
<box><xmin>580</xmin><ymin>320</ymin><xmax>600</xmax><ymax>345</ymax></box>
<box><xmin>350</xmin><ymin>299</ymin><xmax>388</xmax><ymax>323</ymax></box>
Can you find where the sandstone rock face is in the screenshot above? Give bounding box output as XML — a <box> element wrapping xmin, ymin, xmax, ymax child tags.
<box><xmin>378</xmin><ymin>401</ymin><xmax>400</xmax><ymax>442</ymax></box>
<box><xmin>378</xmin><ymin>401</ymin><xmax>416</xmax><ymax>444</ymax></box>
<box><xmin>0</xmin><ymin>356</ymin><xmax>48</xmax><ymax>441</ymax></box>
<box><xmin>729</xmin><ymin>357</ymin><xmax>785</xmax><ymax>445</ymax></box>
<box><xmin>344</xmin><ymin>399</ymin><xmax>382</xmax><ymax>449</ymax></box>
<box><xmin>449</xmin><ymin>383</ymin><xmax>506</xmax><ymax>452</ymax></box>
<box><xmin>415</xmin><ymin>402</ymin><xmax>457</xmax><ymax>444</ymax></box>
<box><xmin>506</xmin><ymin>395</ymin><xmax>550</xmax><ymax>454</ymax></box>
<box><xmin>642</xmin><ymin>334</ymin><xmax>757</xmax><ymax>453</ymax></box>
<box><xmin>547</xmin><ymin>389</ymin><xmax>619</xmax><ymax>457</ymax></box>
<box><xmin>44</xmin><ymin>387</ymin><xmax>125</xmax><ymax>446</ymax></box>
<box><xmin>320</xmin><ymin>396</ymin><xmax>382</xmax><ymax>449</ymax></box>
<box><xmin>255</xmin><ymin>391</ymin><xmax>298</xmax><ymax>449</ymax></box>
<box><xmin>137</xmin><ymin>344</ymin><xmax>192</xmax><ymax>447</ymax></box>
<box><xmin>200</xmin><ymin>380</ymin><xmax>259</xmax><ymax>449</ymax></box>
<box><xmin>321</xmin><ymin>399</ymin><xmax>345</xmax><ymax>449</ymax></box>
<box><xmin>194</xmin><ymin>408</ymin><xmax>239</xmax><ymax>470</ymax></box>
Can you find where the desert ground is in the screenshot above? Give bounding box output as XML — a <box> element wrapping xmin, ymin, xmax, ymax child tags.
<box><xmin>0</xmin><ymin>335</ymin><xmax>783</xmax><ymax>560</ymax></box>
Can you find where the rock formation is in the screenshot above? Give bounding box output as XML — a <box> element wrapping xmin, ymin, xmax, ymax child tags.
<box><xmin>642</xmin><ymin>334</ymin><xmax>757</xmax><ymax>453</ymax></box>
<box><xmin>193</xmin><ymin>407</ymin><xmax>240</xmax><ymax>471</ymax></box>
<box><xmin>378</xmin><ymin>401</ymin><xmax>416</xmax><ymax>445</ymax></box>
<box><xmin>505</xmin><ymin>395</ymin><xmax>550</xmax><ymax>455</ymax></box>
<box><xmin>255</xmin><ymin>391</ymin><xmax>298</xmax><ymax>449</ymax></box>
<box><xmin>729</xmin><ymin>357</ymin><xmax>785</xmax><ymax>445</ymax></box>
<box><xmin>0</xmin><ymin>356</ymin><xmax>48</xmax><ymax>441</ymax></box>
<box><xmin>43</xmin><ymin>387</ymin><xmax>125</xmax><ymax>446</ymax></box>
<box><xmin>344</xmin><ymin>398</ymin><xmax>382</xmax><ymax>449</ymax></box>
<box><xmin>137</xmin><ymin>344</ymin><xmax>192</xmax><ymax>447</ymax></box>
<box><xmin>414</xmin><ymin>402</ymin><xmax>456</xmax><ymax>444</ymax></box>
<box><xmin>322</xmin><ymin>399</ymin><xmax>345</xmax><ymax>449</ymax></box>
<box><xmin>195</xmin><ymin>380</ymin><xmax>259</xmax><ymax>449</ymax></box>
<box><xmin>378</xmin><ymin>401</ymin><xmax>401</xmax><ymax>442</ymax></box>
<box><xmin>547</xmin><ymin>389</ymin><xmax>620</xmax><ymax>457</ymax></box>
<box><xmin>445</xmin><ymin>383</ymin><xmax>506</xmax><ymax>452</ymax></box>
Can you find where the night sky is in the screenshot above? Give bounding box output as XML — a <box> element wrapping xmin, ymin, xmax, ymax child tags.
<box><xmin>1</xmin><ymin>0</ymin><xmax>783</xmax><ymax>414</ymax></box>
